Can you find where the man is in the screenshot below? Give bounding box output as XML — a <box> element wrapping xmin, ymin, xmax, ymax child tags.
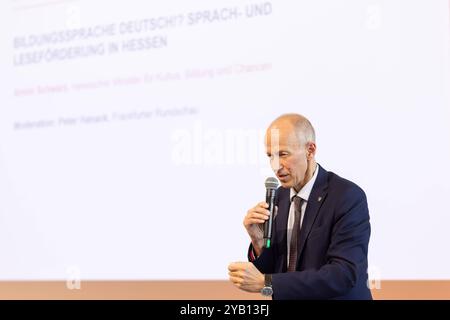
<box><xmin>228</xmin><ymin>113</ymin><xmax>372</xmax><ymax>299</ymax></box>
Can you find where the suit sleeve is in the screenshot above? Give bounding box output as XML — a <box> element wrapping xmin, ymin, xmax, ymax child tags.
<box><xmin>247</xmin><ymin>243</ymin><xmax>258</xmax><ymax>262</ymax></box>
<box><xmin>248</xmin><ymin>224</ymin><xmax>277</xmax><ymax>273</ymax></box>
<box><xmin>249</xmin><ymin>242</ymin><xmax>276</xmax><ymax>274</ymax></box>
<box><xmin>271</xmin><ymin>186</ymin><xmax>371</xmax><ymax>299</ymax></box>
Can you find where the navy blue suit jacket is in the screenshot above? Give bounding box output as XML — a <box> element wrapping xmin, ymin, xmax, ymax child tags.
<box><xmin>250</xmin><ymin>164</ymin><xmax>372</xmax><ymax>299</ymax></box>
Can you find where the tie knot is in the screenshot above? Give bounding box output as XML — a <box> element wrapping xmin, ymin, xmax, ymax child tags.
<box><xmin>292</xmin><ymin>195</ymin><xmax>303</xmax><ymax>206</ymax></box>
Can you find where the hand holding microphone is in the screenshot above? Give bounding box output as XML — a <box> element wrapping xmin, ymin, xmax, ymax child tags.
<box><xmin>243</xmin><ymin>177</ymin><xmax>279</xmax><ymax>254</ymax></box>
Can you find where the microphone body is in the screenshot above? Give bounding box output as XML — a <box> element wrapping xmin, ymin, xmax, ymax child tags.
<box><xmin>263</xmin><ymin>177</ymin><xmax>279</xmax><ymax>248</ymax></box>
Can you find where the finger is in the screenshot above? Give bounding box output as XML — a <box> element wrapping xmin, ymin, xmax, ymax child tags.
<box><xmin>229</xmin><ymin>276</ymin><xmax>243</xmax><ymax>285</ymax></box>
<box><xmin>257</xmin><ymin>202</ymin><xmax>269</xmax><ymax>208</ymax></box>
<box><xmin>247</xmin><ymin>212</ymin><xmax>270</xmax><ymax>220</ymax></box>
<box><xmin>228</xmin><ymin>270</ymin><xmax>244</xmax><ymax>278</ymax></box>
<box><xmin>251</xmin><ymin>207</ymin><xmax>271</xmax><ymax>216</ymax></box>
<box><xmin>244</xmin><ymin>216</ymin><xmax>268</xmax><ymax>226</ymax></box>
<box><xmin>245</xmin><ymin>213</ymin><xmax>269</xmax><ymax>221</ymax></box>
<box><xmin>228</xmin><ymin>262</ymin><xmax>244</xmax><ymax>272</ymax></box>
<box><xmin>246</xmin><ymin>209</ymin><xmax>269</xmax><ymax>219</ymax></box>
<box><xmin>245</xmin><ymin>218</ymin><xmax>266</xmax><ymax>225</ymax></box>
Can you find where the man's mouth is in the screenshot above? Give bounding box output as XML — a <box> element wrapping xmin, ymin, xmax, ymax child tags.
<box><xmin>277</xmin><ymin>173</ymin><xmax>290</xmax><ymax>181</ymax></box>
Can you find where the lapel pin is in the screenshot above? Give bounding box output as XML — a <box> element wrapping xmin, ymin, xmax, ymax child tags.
<box><xmin>318</xmin><ymin>196</ymin><xmax>322</xmax><ymax>202</ymax></box>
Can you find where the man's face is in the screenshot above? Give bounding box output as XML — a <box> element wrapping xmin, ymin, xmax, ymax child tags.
<box><xmin>265</xmin><ymin>124</ymin><xmax>309</xmax><ymax>191</ymax></box>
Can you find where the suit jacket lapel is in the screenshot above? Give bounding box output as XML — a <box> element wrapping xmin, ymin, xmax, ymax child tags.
<box><xmin>296</xmin><ymin>165</ymin><xmax>329</xmax><ymax>264</ymax></box>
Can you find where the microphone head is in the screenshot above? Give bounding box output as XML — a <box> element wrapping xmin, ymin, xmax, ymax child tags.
<box><xmin>265</xmin><ymin>177</ymin><xmax>279</xmax><ymax>190</ymax></box>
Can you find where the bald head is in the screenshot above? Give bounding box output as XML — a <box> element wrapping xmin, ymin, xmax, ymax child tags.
<box><xmin>265</xmin><ymin>113</ymin><xmax>317</xmax><ymax>191</ymax></box>
<box><xmin>268</xmin><ymin>113</ymin><xmax>316</xmax><ymax>146</ymax></box>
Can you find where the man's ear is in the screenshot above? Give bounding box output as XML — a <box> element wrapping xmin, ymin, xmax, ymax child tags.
<box><xmin>306</xmin><ymin>142</ymin><xmax>317</xmax><ymax>159</ymax></box>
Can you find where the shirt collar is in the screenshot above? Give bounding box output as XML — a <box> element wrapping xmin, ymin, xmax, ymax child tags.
<box><xmin>290</xmin><ymin>164</ymin><xmax>319</xmax><ymax>202</ymax></box>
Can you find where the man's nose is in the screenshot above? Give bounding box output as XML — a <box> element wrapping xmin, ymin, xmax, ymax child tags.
<box><xmin>270</xmin><ymin>156</ymin><xmax>281</xmax><ymax>172</ymax></box>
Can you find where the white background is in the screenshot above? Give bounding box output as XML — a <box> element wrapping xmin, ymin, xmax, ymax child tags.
<box><xmin>0</xmin><ymin>0</ymin><xmax>449</xmax><ymax>280</ymax></box>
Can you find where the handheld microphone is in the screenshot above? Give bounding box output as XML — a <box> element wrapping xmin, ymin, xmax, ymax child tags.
<box><xmin>264</xmin><ymin>177</ymin><xmax>279</xmax><ymax>248</ymax></box>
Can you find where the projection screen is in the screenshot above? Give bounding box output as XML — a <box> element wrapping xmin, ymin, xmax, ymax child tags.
<box><xmin>0</xmin><ymin>0</ymin><xmax>449</xmax><ymax>280</ymax></box>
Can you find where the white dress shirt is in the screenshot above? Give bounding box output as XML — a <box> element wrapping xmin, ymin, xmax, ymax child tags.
<box><xmin>287</xmin><ymin>164</ymin><xmax>319</xmax><ymax>268</ymax></box>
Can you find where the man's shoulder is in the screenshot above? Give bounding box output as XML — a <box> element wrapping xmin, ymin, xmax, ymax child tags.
<box><xmin>274</xmin><ymin>165</ymin><xmax>368</xmax><ymax>202</ymax></box>
<box><xmin>323</xmin><ymin>167</ymin><xmax>367</xmax><ymax>202</ymax></box>
<box><xmin>323</xmin><ymin>167</ymin><xmax>370</xmax><ymax>220</ymax></box>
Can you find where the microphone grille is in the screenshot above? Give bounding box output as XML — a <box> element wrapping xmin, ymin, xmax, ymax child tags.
<box><xmin>265</xmin><ymin>177</ymin><xmax>279</xmax><ymax>189</ymax></box>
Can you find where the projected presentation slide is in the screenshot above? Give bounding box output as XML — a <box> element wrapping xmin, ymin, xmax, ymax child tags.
<box><xmin>0</xmin><ymin>0</ymin><xmax>449</xmax><ymax>280</ymax></box>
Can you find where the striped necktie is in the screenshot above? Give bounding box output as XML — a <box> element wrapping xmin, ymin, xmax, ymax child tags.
<box><xmin>288</xmin><ymin>196</ymin><xmax>303</xmax><ymax>272</ymax></box>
